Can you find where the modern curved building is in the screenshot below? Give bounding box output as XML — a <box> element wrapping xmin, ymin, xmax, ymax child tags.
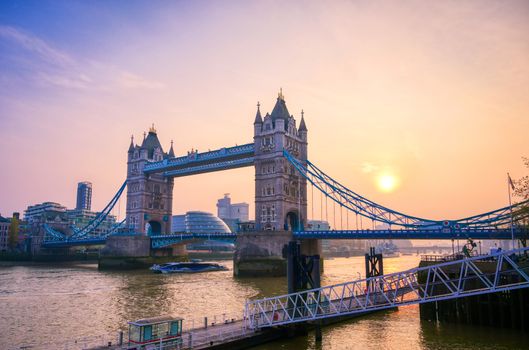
<box><xmin>172</xmin><ymin>211</ymin><xmax>231</xmax><ymax>234</ymax></box>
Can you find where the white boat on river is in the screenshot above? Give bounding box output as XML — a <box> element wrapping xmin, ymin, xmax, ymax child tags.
<box><xmin>150</xmin><ymin>262</ymin><xmax>228</xmax><ymax>274</ymax></box>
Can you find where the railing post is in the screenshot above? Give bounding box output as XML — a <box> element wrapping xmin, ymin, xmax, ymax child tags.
<box><xmin>312</xmin><ymin>255</ymin><xmax>322</xmax><ymax>342</ymax></box>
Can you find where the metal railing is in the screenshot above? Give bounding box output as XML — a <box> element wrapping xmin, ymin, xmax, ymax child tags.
<box><xmin>246</xmin><ymin>247</ymin><xmax>529</xmax><ymax>329</ymax></box>
<box><xmin>420</xmin><ymin>253</ymin><xmax>465</xmax><ymax>262</ymax></box>
<box><xmin>143</xmin><ymin>143</ymin><xmax>255</xmax><ymax>172</ymax></box>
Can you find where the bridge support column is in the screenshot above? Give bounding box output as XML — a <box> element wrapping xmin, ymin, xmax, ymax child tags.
<box><xmin>286</xmin><ymin>240</ymin><xmax>323</xmax><ymax>339</ymax></box>
<box><xmin>98</xmin><ymin>235</ymin><xmax>187</xmax><ymax>270</ymax></box>
<box><xmin>312</xmin><ymin>254</ymin><xmax>322</xmax><ymax>343</ymax></box>
<box><xmin>234</xmin><ymin>232</ymin><xmax>322</xmax><ymax>277</ymax></box>
<box><xmin>365</xmin><ymin>247</ymin><xmax>383</xmax><ymax>291</ymax></box>
<box><xmin>234</xmin><ymin>231</ymin><xmax>292</xmax><ymax>277</ymax></box>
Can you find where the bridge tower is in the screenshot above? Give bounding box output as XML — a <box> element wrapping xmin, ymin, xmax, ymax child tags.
<box><xmin>253</xmin><ymin>90</ymin><xmax>308</xmax><ymax>231</ymax></box>
<box><xmin>126</xmin><ymin>125</ymin><xmax>174</xmax><ymax>235</ymax></box>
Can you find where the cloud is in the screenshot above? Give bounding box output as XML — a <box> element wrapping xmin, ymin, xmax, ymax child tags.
<box><xmin>0</xmin><ymin>26</ymin><xmax>163</xmax><ymax>92</ymax></box>
<box><xmin>361</xmin><ymin>162</ymin><xmax>379</xmax><ymax>173</ymax></box>
<box><xmin>36</xmin><ymin>72</ymin><xmax>93</xmax><ymax>89</ymax></box>
<box><xmin>0</xmin><ymin>25</ymin><xmax>73</xmax><ymax>66</ymax></box>
<box><xmin>0</xmin><ymin>25</ymin><xmax>94</xmax><ymax>89</ymax></box>
<box><xmin>118</xmin><ymin>72</ymin><xmax>165</xmax><ymax>89</ymax></box>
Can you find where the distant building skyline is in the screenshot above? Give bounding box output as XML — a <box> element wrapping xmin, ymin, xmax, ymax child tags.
<box><xmin>0</xmin><ymin>214</ymin><xmax>10</xmax><ymax>252</ymax></box>
<box><xmin>217</xmin><ymin>193</ymin><xmax>249</xmax><ymax>222</ymax></box>
<box><xmin>217</xmin><ymin>194</ymin><xmax>249</xmax><ymax>232</ymax></box>
<box><xmin>76</xmin><ymin>182</ymin><xmax>92</xmax><ymax>211</ymax></box>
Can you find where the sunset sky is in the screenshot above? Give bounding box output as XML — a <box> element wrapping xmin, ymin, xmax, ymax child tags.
<box><xmin>1</xmin><ymin>0</ymin><xmax>528</xmax><ymax>225</ymax></box>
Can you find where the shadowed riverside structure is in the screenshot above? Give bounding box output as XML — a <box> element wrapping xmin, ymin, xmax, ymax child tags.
<box><xmin>39</xmin><ymin>91</ymin><xmax>529</xmax><ymax>273</ymax></box>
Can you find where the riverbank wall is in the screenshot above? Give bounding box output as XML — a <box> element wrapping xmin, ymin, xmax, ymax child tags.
<box><xmin>419</xmin><ymin>258</ymin><xmax>529</xmax><ymax>331</ymax></box>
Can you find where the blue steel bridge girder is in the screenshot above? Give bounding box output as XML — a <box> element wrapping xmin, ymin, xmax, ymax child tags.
<box><xmin>143</xmin><ymin>143</ymin><xmax>255</xmax><ymax>177</ymax></box>
<box><xmin>150</xmin><ymin>233</ymin><xmax>237</xmax><ymax>249</ymax></box>
<box><xmin>42</xmin><ymin>232</ymin><xmax>238</xmax><ymax>249</ymax></box>
<box><xmin>294</xmin><ymin>228</ymin><xmax>529</xmax><ymax>240</ymax></box>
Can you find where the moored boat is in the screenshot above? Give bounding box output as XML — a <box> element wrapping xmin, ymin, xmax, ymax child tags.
<box><xmin>374</xmin><ymin>241</ymin><xmax>401</xmax><ymax>258</ymax></box>
<box><xmin>150</xmin><ymin>262</ymin><xmax>228</xmax><ymax>274</ymax></box>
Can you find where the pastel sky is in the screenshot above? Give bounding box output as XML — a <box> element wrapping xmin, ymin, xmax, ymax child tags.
<box><xmin>0</xmin><ymin>0</ymin><xmax>528</xmax><ymax>225</ymax></box>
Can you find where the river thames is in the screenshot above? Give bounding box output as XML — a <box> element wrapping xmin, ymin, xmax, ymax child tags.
<box><xmin>1</xmin><ymin>255</ymin><xmax>527</xmax><ymax>350</ymax></box>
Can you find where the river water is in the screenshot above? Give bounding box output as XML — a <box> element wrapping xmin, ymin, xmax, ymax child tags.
<box><xmin>1</xmin><ymin>256</ymin><xmax>527</xmax><ymax>350</ymax></box>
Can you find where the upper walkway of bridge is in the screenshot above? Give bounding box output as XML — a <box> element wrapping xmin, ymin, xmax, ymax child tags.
<box><xmin>142</xmin><ymin>143</ymin><xmax>255</xmax><ymax>177</ymax></box>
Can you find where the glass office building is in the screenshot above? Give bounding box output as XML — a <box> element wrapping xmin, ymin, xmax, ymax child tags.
<box><xmin>172</xmin><ymin>211</ymin><xmax>231</xmax><ymax>234</ymax></box>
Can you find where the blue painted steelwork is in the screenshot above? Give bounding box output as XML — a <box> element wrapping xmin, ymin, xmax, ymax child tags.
<box><xmin>150</xmin><ymin>233</ymin><xmax>237</xmax><ymax>249</ymax></box>
<box><xmin>68</xmin><ymin>181</ymin><xmax>127</xmax><ymax>240</ymax></box>
<box><xmin>162</xmin><ymin>157</ymin><xmax>254</xmax><ymax>178</ymax></box>
<box><xmin>284</xmin><ymin>150</ymin><xmax>529</xmax><ymax>229</ymax></box>
<box><xmin>42</xmin><ymin>182</ymin><xmax>127</xmax><ymax>244</ymax></box>
<box><xmin>43</xmin><ymin>220</ymin><xmax>127</xmax><ymax>246</ymax></box>
<box><xmin>143</xmin><ymin>143</ymin><xmax>255</xmax><ymax>175</ymax></box>
<box><xmin>294</xmin><ymin>227</ymin><xmax>529</xmax><ymax>240</ymax></box>
<box><xmin>42</xmin><ymin>237</ymin><xmax>107</xmax><ymax>248</ymax></box>
<box><xmin>42</xmin><ymin>232</ymin><xmax>237</xmax><ymax>248</ymax></box>
<box><xmin>43</xmin><ymin>224</ymin><xmax>67</xmax><ymax>242</ymax></box>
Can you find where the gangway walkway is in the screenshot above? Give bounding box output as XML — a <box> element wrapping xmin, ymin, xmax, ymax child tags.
<box><xmin>245</xmin><ymin>247</ymin><xmax>529</xmax><ymax>329</ymax></box>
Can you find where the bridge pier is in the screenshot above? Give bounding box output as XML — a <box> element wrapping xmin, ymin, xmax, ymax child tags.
<box><xmin>98</xmin><ymin>234</ymin><xmax>187</xmax><ymax>270</ymax></box>
<box><xmin>233</xmin><ymin>231</ymin><xmax>292</xmax><ymax>277</ymax></box>
<box><xmin>233</xmin><ymin>232</ymin><xmax>322</xmax><ymax>277</ymax></box>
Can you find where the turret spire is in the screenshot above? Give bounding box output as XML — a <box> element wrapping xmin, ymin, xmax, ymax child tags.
<box><xmin>149</xmin><ymin>123</ymin><xmax>157</xmax><ymax>134</ymax></box>
<box><xmin>128</xmin><ymin>134</ymin><xmax>135</xmax><ymax>153</ymax></box>
<box><xmin>254</xmin><ymin>101</ymin><xmax>263</xmax><ymax>124</ymax></box>
<box><xmin>299</xmin><ymin>109</ymin><xmax>307</xmax><ymax>132</ymax></box>
<box><xmin>168</xmin><ymin>140</ymin><xmax>175</xmax><ymax>157</ymax></box>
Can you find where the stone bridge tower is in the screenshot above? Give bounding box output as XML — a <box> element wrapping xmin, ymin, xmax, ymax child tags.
<box><xmin>126</xmin><ymin>125</ymin><xmax>174</xmax><ymax>235</ymax></box>
<box><xmin>253</xmin><ymin>90</ymin><xmax>308</xmax><ymax>231</ymax></box>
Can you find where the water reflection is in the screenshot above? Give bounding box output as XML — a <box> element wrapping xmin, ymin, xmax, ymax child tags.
<box><xmin>1</xmin><ymin>257</ymin><xmax>528</xmax><ymax>349</ymax></box>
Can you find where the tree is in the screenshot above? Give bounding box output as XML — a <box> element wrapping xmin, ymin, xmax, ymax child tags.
<box><xmin>7</xmin><ymin>214</ymin><xmax>19</xmax><ymax>250</ymax></box>
<box><xmin>514</xmin><ymin>157</ymin><xmax>529</xmax><ymax>201</ymax></box>
<box><xmin>513</xmin><ymin>157</ymin><xmax>529</xmax><ymax>248</ymax></box>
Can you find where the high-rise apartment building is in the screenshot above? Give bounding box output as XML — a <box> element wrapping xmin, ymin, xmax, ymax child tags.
<box><xmin>76</xmin><ymin>182</ymin><xmax>92</xmax><ymax>211</ymax></box>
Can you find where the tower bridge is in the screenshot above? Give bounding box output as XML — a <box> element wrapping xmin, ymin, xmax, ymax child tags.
<box><xmin>125</xmin><ymin>91</ymin><xmax>308</xmax><ymax>237</ymax></box>
<box><xmin>41</xmin><ymin>90</ymin><xmax>529</xmax><ymax>273</ymax></box>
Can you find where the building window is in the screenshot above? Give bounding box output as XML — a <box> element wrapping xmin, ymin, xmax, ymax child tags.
<box><xmin>261</xmin><ymin>206</ymin><xmax>267</xmax><ymax>223</ymax></box>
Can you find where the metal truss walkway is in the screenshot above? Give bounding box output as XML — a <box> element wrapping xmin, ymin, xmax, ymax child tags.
<box><xmin>143</xmin><ymin>143</ymin><xmax>255</xmax><ymax>177</ymax></box>
<box><xmin>245</xmin><ymin>247</ymin><xmax>529</xmax><ymax>329</ymax></box>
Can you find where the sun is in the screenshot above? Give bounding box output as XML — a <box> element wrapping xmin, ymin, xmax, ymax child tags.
<box><xmin>377</xmin><ymin>174</ymin><xmax>398</xmax><ymax>193</ymax></box>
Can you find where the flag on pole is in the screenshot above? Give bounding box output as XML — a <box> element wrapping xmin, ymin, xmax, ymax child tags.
<box><xmin>508</xmin><ymin>173</ymin><xmax>516</xmax><ymax>191</ymax></box>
